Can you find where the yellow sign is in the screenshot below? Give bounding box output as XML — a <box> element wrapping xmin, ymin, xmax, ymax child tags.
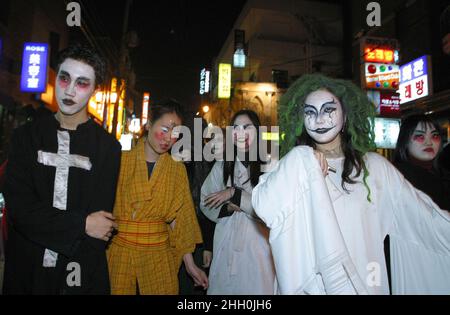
<box><xmin>111</xmin><ymin>78</ymin><xmax>117</xmax><ymax>92</ymax></box>
<box><xmin>262</xmin><ymin>132</ymin><xmax>280</xmax><ymax>141</ymax></box>
<box><xmin>218</xmin><ymin>63</ymin><xmax>231</xmax><ymax>99</ymax></box>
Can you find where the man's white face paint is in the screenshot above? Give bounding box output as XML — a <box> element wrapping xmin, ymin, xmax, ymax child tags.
<box><xmin>232</xmin><ymin>114</ymin><xmax>257</xmax><ymax>152</ymax></box>
<box><xmin>407</xmin><ymin>122</ymin><xmax>441</xmax><ymax>162</ymax></box>
<box><xmin>304</xmin><ymin>89</ymin><xmax>345</xmax><ymax>144</ymax></box>
<box><xmin>56</xmin><ymin>58</ymin><xmax>96</xmax><ymax>116</ymax></box>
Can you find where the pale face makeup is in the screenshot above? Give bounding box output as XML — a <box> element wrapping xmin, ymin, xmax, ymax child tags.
<box><xmin>56</xmin><ymin>58</ymin><xmax>96</xmax><ymax>116</ymax></box>
<box><xmin>146</xmin><ymin>112</ymin><xmax>182</xmax><ymax>155</ymax></box>
<box><xmin>232</xmin><ymin>114</ymin><xmax>257</xmax><ymax>152</ymax></box>
<box><xmin>407</xmin><ymin>122</ymin><xmax>441</xmax><ymax>162</ymax></box>
<box><xmin>304</xmin><ymin>89</ymin><xmax>345</xmax><ymax>144</ymax></box>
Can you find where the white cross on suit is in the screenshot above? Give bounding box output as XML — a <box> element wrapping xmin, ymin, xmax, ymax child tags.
<box><xmin>37</xmin><ymin>130</ymin><xmax>92</xmax><ymax>268</ymax></box>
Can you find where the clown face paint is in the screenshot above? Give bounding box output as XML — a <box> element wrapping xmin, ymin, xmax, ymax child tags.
<box><xmin>407</xmin><ymin>122</ymin><xmax>441</xmax><ymax>162</ymax></box>
<box><xmin>146</xmin><ymin>112</ymin><xmax>182</xmax><ymax>154</ymax></box>
<box><xmin>56</xmin><ymin>58</ymin><xmax>96</xmax><ymax>116</ymax></box>
<box><xmin>304</xmin><ymin>89</ymin><xmax>344</xmax><ymax>144</ymax></box>
<box><xmin>232</xmin><ymin>114</ymin><xmax>257</xmax><ymax>152</ymax></box>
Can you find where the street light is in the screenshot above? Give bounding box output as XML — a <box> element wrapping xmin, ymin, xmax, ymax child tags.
<box><xmin>202</xmin><ymin>105</ymin><xmax>210</xmax><ymax>113</ymax></box>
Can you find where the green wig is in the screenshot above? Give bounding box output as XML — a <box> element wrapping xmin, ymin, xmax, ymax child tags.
<box><xmin>278</xmin><ymin>73</ymin><xmax>377</xmax><ymax>201</ymax></box>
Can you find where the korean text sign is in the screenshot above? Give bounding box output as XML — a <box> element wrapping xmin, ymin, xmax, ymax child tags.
<box><xmin>398</xmin><ymin>56</ymin><xmax>431</xmax><ymax>104</ymax></box>
<box><xmin>20</xmin><ymin>43</ymin><xmax>49</xmax><ymax>93</ymax></box>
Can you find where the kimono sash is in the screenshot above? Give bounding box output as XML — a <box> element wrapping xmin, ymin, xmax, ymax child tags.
<box><xmin>114</xmin><ymin>219</ymin><xmax>169</xmax><ymax>250</ymax></box>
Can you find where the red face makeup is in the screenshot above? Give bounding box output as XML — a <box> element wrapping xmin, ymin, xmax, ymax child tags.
<box><xmin>147</xmin><ymin>113</ymin><xmax>182</xmax><ymax>154</ymax></box>
<box><xmin>55</xmin><ymin>58</ymin><xmax>96</xmax><ymax>116</ymax></box>
<box><xmin>407</xmin><ymin>122</ymin><xmax>441</xmax><ymax>162</ymax></box>
<box><xmin>58</xmin><ymin>74</ymin><xmax>70</xmax><ymax>89</ymax></box>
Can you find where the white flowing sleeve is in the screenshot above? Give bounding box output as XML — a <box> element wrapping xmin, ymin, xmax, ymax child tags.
<box><xmin>373</xmin><ymin>153</ymin><xmax>450</xmax><ymax>294</ymax></box>
<box><xmin>252</xmin><ymin>149</ymin><xmax>301</xmax><ymax>230</ymax></box>
<box><xmin>253</xmin><ymin>147</ymin><xmax>367</xmax><ymax>295</ymax></box>
<box><xmin>200</xmin><ymin>161</ymin><xmax>226</xmax><ymax>223</ymax></box>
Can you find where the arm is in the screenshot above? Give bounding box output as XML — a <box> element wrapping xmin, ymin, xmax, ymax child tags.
<box><xmin>375</xmin><ymin>154</ymin><xmax>450</xmax><ymax>294</ymax></box>
<box><xmin>4</xmin><ymin>129</ymin><xmax>86</xmax><ymax>257</ymax></box>
<box><xmin>200</xmin><ymin>162</ymin><xmax>227</xmax><ymax>223</ymax></box>
<box><xmin>252</xmin><ymin>149</ymin><xmax>302</xmax><ymax>230</ymax></box>
<box><xmin>231</xmin><ymin>187</ymin><xmax>257</xmax><ymax>218</ymax></box>
<box><xmin>85</xmin><ymin>140</ymin><xmax>122</xmax><ymax>250</ymax></box>
<box><xmin>183</xmin><ymin>252</ymin><xmax>208</xmax><ymax>289</ymax></box>
<box><xmin>170</xmin><ymin>164</ymin><xmax>203</xmax><ymax>267</ymax></box>
<box><xmin>377</xmin><ymin>154</ymin><xmax>450</xmax><ymax>247</ymax></box>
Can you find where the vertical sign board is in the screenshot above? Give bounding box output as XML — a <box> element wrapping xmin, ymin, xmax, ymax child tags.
<box><xmin>218</xmin><ymin>63</ymin><xmax>231</xmax><ymax>99</ymax></box>
<box><xmin>200</xmin><ymin>68</ymin><xmax>210</xmax><ymax>95</ymax></box>
<box><xmin>142</xmin><ymin>92</ymin><xmax>150</xmax><ymax>125</ymax></box>
<box><xmin>20</xmin><ymin>43</ymin><xmax>49</xmax><ymax>93</ymax></box>
<box><xmin>205</xmin><ymin>70</ymin><xmax>210</xmax><ymax>94</ymax></box>
<box><xmin>398</xmin><ymin>55</ymin><xmax>432</xmax><ymax>104</ymax></box>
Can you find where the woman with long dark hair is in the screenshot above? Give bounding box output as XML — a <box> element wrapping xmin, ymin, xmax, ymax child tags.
<box><xmin>200</xmin><ymin>110</ymin><xmax>275</xmax><ymax>295</ymax></box>
<box><xmin>394</xmin><ymin>115</ymin><xmax>449</xmax><ymax>210</ymax></box>
<box><xmin>252</xmin><ymin>74</ymin><xmax>450</xmax><ymax>295</ymax></box>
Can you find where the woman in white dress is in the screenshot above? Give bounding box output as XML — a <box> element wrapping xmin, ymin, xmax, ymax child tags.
<box><xmin>200</xmin><ymin>110</ymin><xmax>275</xmax><ymax>295</ymax></box>
<box><xmin>252</xmin><ymin>74</ymin><xmax>450</xmax><ymax>295</ymax></box>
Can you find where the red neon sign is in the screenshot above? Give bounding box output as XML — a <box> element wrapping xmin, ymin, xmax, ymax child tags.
<box><xmin>365</xmin><ymin>48</ymin><xmax>395</xmax><ymax>64</ymax></box>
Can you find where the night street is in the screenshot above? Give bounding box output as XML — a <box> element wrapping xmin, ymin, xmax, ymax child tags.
<box><xmin>0</xmin><ymin>0</ymin><xmax>450</xmax><ymax>301</ymax></box>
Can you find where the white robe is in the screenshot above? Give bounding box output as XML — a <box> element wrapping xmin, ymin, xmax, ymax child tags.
<box><xmin>252</xmin><ymin>146</ymin><xmax>450</xmax><ymax>295</ymax></box>
<box><xmin>200</xmin><ymin>160</ymin><xmax>276</xmax><ymax>295</ymax></box>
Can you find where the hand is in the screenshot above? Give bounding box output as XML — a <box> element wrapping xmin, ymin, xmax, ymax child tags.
<box><xmin>313</xmin><ymin>151</ymin><xmax>329</xmax><ymax>177</ymax></box>
<box><xmin>85</xmin><ymin>211</ymin><xmax>118</xmax><ymax>242</ymax></box>
<box><xmin>184</xmin><ymin>253</ymin><xmax>209</xmax><ymax>289</ymax></box>
<box><xmin>204</xmin><ymin>188</ymin><xmax>235</xmax><ymax>209</ymax></box>
<box><xmin>202</xmin><ymin>250</ymin><xmax>212</xmax><ymax>268</ymax></box>
<box><xmin>227</xmin><ymin>203</ymin><xmax>241</xmax><ymax>213</ymax></box>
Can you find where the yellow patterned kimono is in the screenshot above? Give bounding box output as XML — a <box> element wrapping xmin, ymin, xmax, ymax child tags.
<box><xmin>107</xmin><ymin>140</ymin><xmax>202</xmax><ymax>295</ymax></box>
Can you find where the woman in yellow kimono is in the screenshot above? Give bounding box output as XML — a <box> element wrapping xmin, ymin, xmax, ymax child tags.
<box><xmin>107</xmin><ymin>100</ymin><xmax>208</xmax><ymax>294</ymax></box>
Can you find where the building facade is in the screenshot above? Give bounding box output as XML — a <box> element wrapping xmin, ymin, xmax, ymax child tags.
<box><xmin>204</xmin><ymin>0</ymin><xmax>344</xmax><ymax>128</ymax></box>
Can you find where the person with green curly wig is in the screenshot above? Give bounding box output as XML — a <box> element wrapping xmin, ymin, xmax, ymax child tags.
<box><xmin>252</xmin><ymin>74</ymin><xmax>450</xmax><ymax>295</ymax></box>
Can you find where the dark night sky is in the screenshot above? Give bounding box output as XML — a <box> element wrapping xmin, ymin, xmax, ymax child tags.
<box><xmin>83</xmin><ymin>0</ymin><xmax>247</xmax><ymax>113</ymax></box>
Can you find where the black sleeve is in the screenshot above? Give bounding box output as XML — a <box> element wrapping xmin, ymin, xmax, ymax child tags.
<box><xmin>4</xmin><ymin>129</ymin><xmax>86</xmax><ymax>257</ymax></box>
<box><xmin>218</xmin><ymin>188</ymin><xmax>242</xmax><ymax>218</ymax></box>
<box><xmin>218</xmin><ymin>203</ymin><xmax>233</xmax><ymax>219</ymax></box>
<box><xmin>85</xmin><ymin>140</ymin><xmax>122</xmax><ymax>251</ymax></box>
<box><xmin>198</xmin><ymin>211</ymin><xmax>215</xmax><ymax>252</ymax></box>
<box><xmin>230</xmin><ymin>187</ymin><xmax>242</xmax><ymax>207</ymax></box>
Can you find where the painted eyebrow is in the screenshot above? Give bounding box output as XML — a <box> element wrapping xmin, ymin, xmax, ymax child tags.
<box><xmin>76</xmin><ymin>77</ymin><xmax>92</xmax><ymax>82</ymax></box>
<box><xmin>320</xmin><ymin>99</ymin><xmax>338</xmax><ymax>112</ymax></box>
<box><xmin>304</xmin><ymin>99</ymin><xmax>337</xmax><ymax>112</ymax></box>
<box><xmin>59</xmin><ymin>71</ymin><xmax>91</xmax><ymax>82</ymax></box>
<box><xmin>304</xmin><ymin>105</ymin><xmax>318</xmax><ymax>112</ymax></box>
<box><xmin>58</xmin><ymin>70</ymin><xmax>70</xmax><ymax>77</ymax></box>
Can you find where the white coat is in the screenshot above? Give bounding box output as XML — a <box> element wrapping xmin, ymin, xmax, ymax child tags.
<box><xmin>200</xmin><ymin>160</ymin><xmax>276</xmax><ymax>295</ymax></box>
<box><xmin>252</xmin><ymin>146</ymin><xmax>450</xmax><ymax>295</ymax></box>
